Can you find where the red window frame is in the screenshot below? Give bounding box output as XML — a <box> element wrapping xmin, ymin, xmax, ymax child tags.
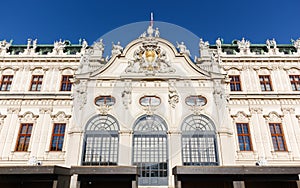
<box><xmin>289</xmin><ymin>75</ymin><xmax>300</xmax><ymax>91</ymax></box>
<box><xmin>259</xmin><ymin>75</ymin><xmax>273</xmax><ymax>91</ymax></box>
<box><xmin>236</xmin><ymin>123</ymin><xmax>252</xmax><ymax>151</ymax></box>
<box><xmin>50</xmin><ymin>123</ymin><xmax>66</xmax><ymax>151</ymax></box>
<box><xmin>60</xmin><ymin>75</ymin><xmax>73</xmax><ymax>91</ymax></box>
<box><xmin>0</xmin><ymin>75</ymin><xmax>13</xmax><ymax>91</ymax></box>
<box><xmin>30</xmin><ymin>75</ymin><xmax>43</xmax><ymax>91</ymax></box>
<box><xmin>269</xmin><ymin>123</ymin><xmax>287</xmax><ymax>151</ymax></box>
<box><xmin>15</xmin><ymin>123</ymin><xmax>33</xmax><ymax>151</ymax></box>
<box><xmin>229</xmin><ymin>75</ymin><xmax>242</xmax><ymax>91</ymax></box>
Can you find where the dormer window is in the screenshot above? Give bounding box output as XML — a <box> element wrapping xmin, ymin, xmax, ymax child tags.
<box><xmin>94</xmin><ymin>96</ymin><xmax>116</xmax><ymax>106</ymax></box>
<box><xmin>185</xmin><ymin>95</ymin><xmax>207</xmax><ymax>107</ymax></box>
<box><xmin>139</xmin><ymin>96</ymin><xmax>161</xmax><ymax>107</ymax></box>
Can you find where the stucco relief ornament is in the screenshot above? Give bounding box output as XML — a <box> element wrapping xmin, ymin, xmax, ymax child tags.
<box><xmin>0</xmin><ymin>39</ymin><xmax>12</xmax><ymax>56</ymax></box>
<box><xmin>20</xmin><ymin>39</ymin><xmax>38</xmax><ymax>55</ymax></box>
<box><xmin>48</xmin><ymin>39</ymin><xmax>66</xmax><ymax>55</ymax></box>
<box><xmin>125</xmin><ymin>25</ymin><xmax>175</xmax><ymax>75</ymax></box>
<box><xmin>168</xmin><ymin>81</ymin><xmax>179</xmax><ymax>108</ymax></box>
<box><xmin>97</xmin><ymin>105</ymin><xmax>111</xmax><ymax>115</ymax></box>
<box><xmin>74</xmin><ymin>80</ymin><xmax>87</xmax><ymax>109</ymax></box>
<box><xmin>121</xmin><ymin>82</ymin><xmax>132</xmax><ymax>109</ymax></box>
<box><xmin>237</xmin><ymin>38</ymin><xmax>253</xmax><ymax>55</ymax></box>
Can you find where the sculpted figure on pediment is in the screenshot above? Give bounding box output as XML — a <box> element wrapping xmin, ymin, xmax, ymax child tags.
<box><xmin>92</xmin><ymin>39</ymin><xmax>104</xmax><ymax>57</ymax></box>
<box><xmin>111</xmin><ymin>41</ymin><xmax>123</xmax><ymax>56</ymax></box>
<box><xmin>176</xmin><ymin>41</ymin><xmax>191</xmax><ymax>56</ymax></box>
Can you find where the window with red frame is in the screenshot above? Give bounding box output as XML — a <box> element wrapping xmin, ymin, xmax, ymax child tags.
<box><xmin>50</xmin><ymin>123</ymin><xmax>66</xmax><ymax>151</ymax></box>
<box><xmin>30</xmin><ymin>75</ymin><xmax>43</xmax><ymax>91</ymax></box>
<box><xmin>15</xmin><ymin>124</ymin><xmax>33</xmax><ymax>151</ymax></box>
<box><xmin>236</xmin><ymin>123</ymin><xmax>252</xmax><ymax>151</ymax></box>
<box><xmin>0</xmin><ymin>75</ymin><xmax>13</xmax><ymax>91</ymax></box>
<box><xmin>259</xmin><ymin>75</ymin><xmax>273</xmax><ymax>91</ymax></box>
<box><xmin>60</xmin><ymin>75</ymin><xmax>73</xmax><ymax>91</ymax></box>
<box><xmin>269</xmin><ymin>123</ymin><xmax>287</xmax><ymax>151</ymax></box>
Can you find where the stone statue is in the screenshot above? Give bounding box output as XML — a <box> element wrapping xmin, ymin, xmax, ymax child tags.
<box><xmin>176</xmin><ymin>41</ymin><xmax>191</xmax><ymax>56</ymax></box>
<box><xmin>111</xmin><ymin>41</ymin><xmax>123</xmax><ymax>56</ymax></box>
<box><xmin>92</xmin><ymin>39</ymin><xmax>104</xmax><ymax>57</ymax></box>
<box><xmin>216</xmin><ymin>38</ymin><xmax>222</xmax><ymax>54</ymax></box>
<box><xmin>0</xmin><ymin>39</ymin><xmax>12</xmax><ymax>56</ymax></box>
<box><xmin>79</xmin><ymin>39</ymin><xmax>88</xmax><ymax>55</ymax></box>
<box><xmin>199</xmin><ymin>38</ymin><xmax>209</xmax><ymax>50</ymax></box>
<box><xmin>49</xmin><ymin>39</ymin><xmax>66</xmax><ymax>55</ymax></box>
<box><xmin>237</xmin><ymin>38</ymin><xmax>251</xmax><ymax>55</ymax></box>
<box><xmin>266</xmin><ymin>38</ymin><xmax>281</xmax><ymax>55</ymax></box>
<box><xmin>291</xmin><ymin>38</ymin><xmax>300</xmax><ymax>54</ymax></box>
<box><xmin>21</xmin><ymin>38</ymin><xmax>38</xmax><ymax>55</ymax></box>
<box><xmin>154</xmin><ymin>28</ymin><xmax>160</xmax><ymax>37</ymax></box>
<box><xmin>147</xmin><ymin>25</ymin><xmax>154</xmax><ymax>37</ymax></box>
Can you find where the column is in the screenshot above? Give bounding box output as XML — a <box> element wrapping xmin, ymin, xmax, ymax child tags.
<box><xmin>168</xmin><ymin>131</ymin><xmax>182</xmax><ymax>188</ymax></box>
<box><xmin>1</xmin><ymin>108</ymin><xmax>20</xmax><ymax>160</ymax></box>
<box><xmin>118</xmin><ymin>130</ymin><xmax>132</xmax><ymax>165</ymax></box>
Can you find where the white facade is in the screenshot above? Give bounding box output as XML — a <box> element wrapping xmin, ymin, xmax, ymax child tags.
<box><xmin>0</xmin><ymin>27</ymin><xmax>300</xmax><ymax>187</ymax></box>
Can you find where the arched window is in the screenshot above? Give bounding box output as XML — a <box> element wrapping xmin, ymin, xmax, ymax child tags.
<box><xmin>132</xmin><ymin>115</ymin><xmax>168</xmax><ymax>186</ymax></box>
<box><xmin>181</xmin><ymin>114</ymin><xmax>218</xmax><ymax>166</ymax></box>
<box><xmin>82</xmin><ymin>115</ymin><xmax>119</xmax><ymax>166</ymax></box>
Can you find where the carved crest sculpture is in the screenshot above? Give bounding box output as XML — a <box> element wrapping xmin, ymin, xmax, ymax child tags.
<box><xmin>125</xmin><ymin>25</ymin><xmax>175</xmax><ymax>75</ymax></box>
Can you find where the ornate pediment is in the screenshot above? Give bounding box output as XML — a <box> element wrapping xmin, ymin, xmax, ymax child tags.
<box><xmin>125</xmin><ymin>25</ymin><xmax>175</xmax><ymax>75</ymax></box>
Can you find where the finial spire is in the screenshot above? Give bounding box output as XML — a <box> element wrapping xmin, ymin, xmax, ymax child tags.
<box><xmin>150</xmin><ymin>12</ymin><xmax>154</xmax><ymax>27</ymax></box>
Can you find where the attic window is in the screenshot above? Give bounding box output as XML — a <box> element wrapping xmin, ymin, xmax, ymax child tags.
<box><xmin>95</xmin><ymin>96</ymin><xmax>116</xmax><ymax>106</ymax></box>
<box><xmin>139</xmin><ymin>96</ymin><xmax>161</xmax><ymax>107</ymax></box>
<box><xmin>185</xmin><ymin>95</ymin><xmax>207</xmax><ymax>107</ymax></box>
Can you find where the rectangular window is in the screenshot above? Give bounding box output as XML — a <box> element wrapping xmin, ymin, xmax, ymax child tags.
<box><xmin>236</xmin><ymin>123</ymin><xmax>252</xmax><ymax>151</ymax></box>
<box><xmin>30</xmin><ymin>75</ymin><xmax>43</xmax><ymax>91</ymax></box>
<box><xmin>269</xmin><ymin>123</ymin><xmax>287</xmax><ymax>151</ymax></box>
<box><xmin>229</xmin><ymin>75</ymin><xmax>242</xmax><ymax>91</ymax></box>
<box><xmin>0</xmin><ymin>75</ymin><xmax>13</xmax><ymax>91</ymax></box>
<box><xmin>289</xmin><ymin>75</ymin><xmax>300</xmax><ymax>91</ymax></box>
<box><xmin>60</xmin><ymin>75</ymin><xmax>73</xmax><ymax>91</ymax></box>
<box><xmin>50</xmin><ymin>123</ymin><xmax>66</xmax><ymax>151</ymax></box>
<box><xmin>259</xmin><ymin>75</ymin><xmax>273</xmax><ymax>91</ymax></box>
<box><xmin>15</xmin><ymin>123</ymin><xmax>33</xmax><ymax>151</ymax></box>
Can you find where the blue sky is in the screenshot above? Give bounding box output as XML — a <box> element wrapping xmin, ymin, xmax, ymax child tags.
<box><xmin>1</xmin><ymin>0</ymin><xmax>300</xmax><ymax>46</ymax></box>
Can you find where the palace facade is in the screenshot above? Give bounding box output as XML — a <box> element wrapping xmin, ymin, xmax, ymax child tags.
<box><xmin>0</xmin><ymin>25</ymin><xmax>299</xmax><ymax>188</ymax></box>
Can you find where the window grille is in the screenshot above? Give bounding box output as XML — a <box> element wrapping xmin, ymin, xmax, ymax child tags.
<box><xmin>82</xmin><ymin>115</ymin><xmax>119</xmax><ymax>166</ymax></box>
<box><xmin>133</xmin><ymin>115</ymin><xmax>168</xmax><ymax>186</ymax></box>
<box><xmin>181</xmin><ymin>115</ymin><xmax>219</xmax><ymax>166</ymax></box>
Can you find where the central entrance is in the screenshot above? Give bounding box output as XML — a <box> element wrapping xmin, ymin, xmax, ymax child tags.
<box><xmin>132</xmin><ymin>115</ymin><xmax>168</xmax><ymax>186</ymax></box>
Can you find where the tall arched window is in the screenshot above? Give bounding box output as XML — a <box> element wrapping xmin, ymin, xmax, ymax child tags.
<box><xmin>133</xmin><ymin>115</ymin><xmax>168</xmax><ymax>186</ymax></box>
<box><xmin>82</xmin><ymin>115</ymin><xmax>119</xmax><ymax>166</ymax></box>
<box><xmin>181</xmin><ymin>114</ymin><xmax>218</xmax><ymax>166</ymax></box>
